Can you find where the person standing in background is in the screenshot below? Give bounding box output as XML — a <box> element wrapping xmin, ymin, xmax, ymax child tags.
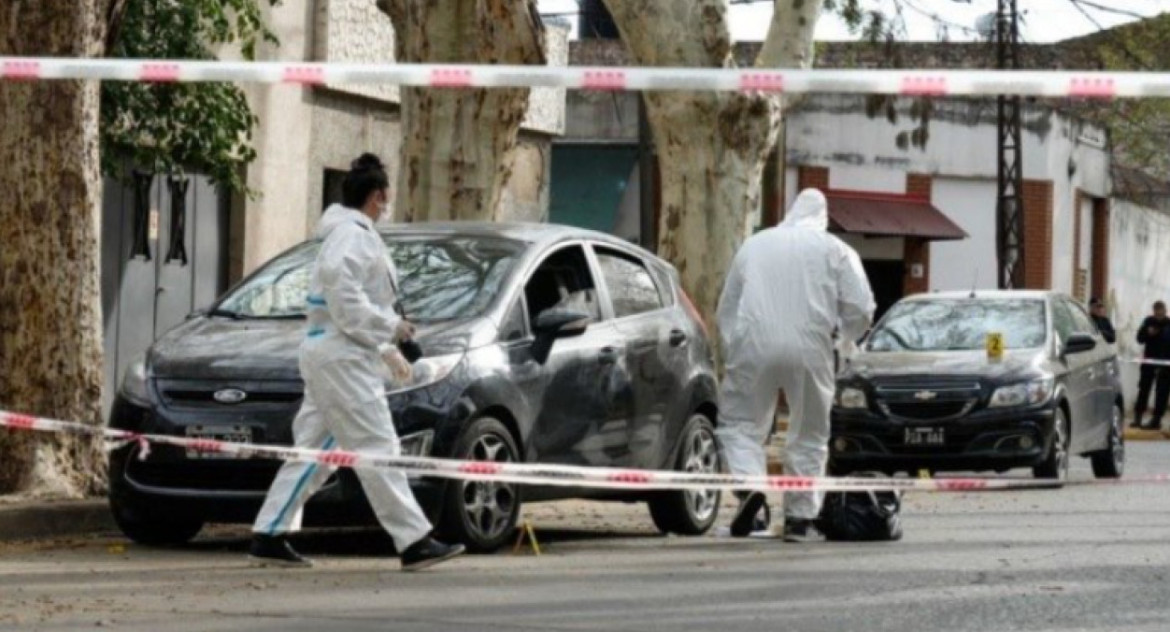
<box><xmin>1134</xmin><ymin>301</ymin><xmax>1170</xmax><ymax>431</ymax></box>
<box><xmin>1089</xmin><ymin>298</ymin><xmax>1116</xmax><ymax>344</ymax></box>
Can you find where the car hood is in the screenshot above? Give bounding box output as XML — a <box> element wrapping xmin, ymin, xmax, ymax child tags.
<box><xmin>842</xmin><ymin>349</ymin><xmax>1045</xmax><ymax>382</ymax></box>
<box><xmin>149</xmin><ymin>316</ymin><xmax>485</xmax><ymax>380</ymax></box>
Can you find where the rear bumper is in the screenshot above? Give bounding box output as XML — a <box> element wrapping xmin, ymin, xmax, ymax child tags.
<box><xmin>830</xmin><ymin>406</ymin><xmax>1056</xmax><ymax>474</ymax></box>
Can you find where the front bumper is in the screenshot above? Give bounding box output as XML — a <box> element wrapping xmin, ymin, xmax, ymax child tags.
<box><xmin>106</xmin><ymin>392</ymin><xmax>457</xmax><ymax>527</ymax></box>
<box><xmin>830</xmin><ymin>405</ymin><xmax>1056</xmax><ymax>474</ymax></box>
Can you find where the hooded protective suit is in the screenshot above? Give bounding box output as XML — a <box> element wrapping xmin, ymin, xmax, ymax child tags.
<box><xmin>253</xmin><ymin>204</ymin><xmax>431</xmax><ymax>551</ymax></box>
<box><xmin>716</xmin><ymin>189</ymin><xmax>875</xmax><ymax>520</ymax></box>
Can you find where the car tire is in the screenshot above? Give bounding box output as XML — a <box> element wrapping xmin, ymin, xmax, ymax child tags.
<box><xmin>438</xmin><ymin>417</ymin><xmax>521</xmax><ymax>553</ymax></box>
<box><xmin>1033</xmin><ymin>406</ymin><xmax>1070</xmax><ymax>484</ymax></box>
<box><xmin>648</xmin><ymin>414</ymin><xmax>722</xmax><ymax>536</ymax></box>
<box><xmin>110</xmin><ymin>499</ymin><xmax>204</xmax><ymax>547</ymax></box>
<box><xmin>1091</xmin><ymin>403</ymin><xmax>1125</xmax><ymax>479</ymax></box>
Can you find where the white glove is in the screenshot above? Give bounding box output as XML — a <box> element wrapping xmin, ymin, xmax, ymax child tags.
<box><xmin>381</xmin><ymin>345</ymin><xmax>413</xmax><ymax>383</ymax></box>
<box><xmin>394</xmin><ymin>320</ymin><xmax>416</xmax><ymax>343</ymax></box>
<box><xmin>837</xmin><ymin>338</ymin><xmax>861</xmax><ymax>362</ymax></box>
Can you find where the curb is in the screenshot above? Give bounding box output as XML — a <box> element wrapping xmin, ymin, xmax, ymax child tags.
<box><xmin>1125</xmin><ymin>428</ymin><xmax>1169</xmax><ymax>442</ymax></box>
<box><xmin>0</xmin><ymin>500</ymin><xmax>115</xmax><ymax>541</ymax></box>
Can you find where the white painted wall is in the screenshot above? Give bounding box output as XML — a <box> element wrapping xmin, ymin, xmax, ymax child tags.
<box><xmin>1108</xmin><ymin>200</ymin><xmax>1170</xmax><ymax>407</ymax></box>
<box><xmin>840</xmin><ymin>235</ymin><xmax>904</xmax><ymax>260</ymax></box>
<box><xmin>929</xmin><ymin>177</ymin><xmax>998</xmax><ymax>292</ymax></box>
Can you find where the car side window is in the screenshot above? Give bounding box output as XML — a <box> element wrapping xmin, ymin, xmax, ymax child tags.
<box><xmin>523</xmin><ymin>245</ymin><xmax>602</xmax><ymax>328</ymax></box>
<box><xmin>594</xmin><ymin>248</ymin><xmax>664</xmax><ymax>319</ymax></box>
<box><xmin>1052</xmin><ymin>300</ymin><xmax>1076</xmax><ymax>342</ymax></box>
<box><xmin>500</xmin><ymin>296</ymin><xmax>529</xmax><ymax>342</ymax></box>
<box><xmin>1066</xmin><ymin>300</ymin><xmax>1099</xmax><ymax>337</ymax></box>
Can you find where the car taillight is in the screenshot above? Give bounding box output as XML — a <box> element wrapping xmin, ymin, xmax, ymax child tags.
<box><xmin>680</xmin><ymin>289</ymin><xmax>710</xmax><ymax>339</ymax></box>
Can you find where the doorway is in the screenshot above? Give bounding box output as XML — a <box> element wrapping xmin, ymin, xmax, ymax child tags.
<box><xmin>862</xmin><ymin>260</ymin><xmax>906</xmax><ymax>322</ymax></box>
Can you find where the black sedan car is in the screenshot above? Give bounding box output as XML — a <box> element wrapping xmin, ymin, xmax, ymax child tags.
<box><xmin>108</xmin><ymin>223</ymin><xmax>721</xmax><ymax>551</ymax></box>
<box><xmin>831</xmin><ymin>291</ymin><xmax>1124</xmax><ymax>482</ymax></box>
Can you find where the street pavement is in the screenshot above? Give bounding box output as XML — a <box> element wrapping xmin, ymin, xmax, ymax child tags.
<box><xmin>3</xmin><ymin>444</ymin><xmax>1170</xmax><ymax>632</ymax></box>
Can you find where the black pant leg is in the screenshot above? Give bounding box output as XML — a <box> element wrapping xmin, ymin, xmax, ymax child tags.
<box><xmin>1154</xmin><ymin>368</ymin><xmax>1170</xmax><ymax>420</ymax></box>
<box><xmin>1137</xmin><ymin>365</ymin><xmax>1157</xmax><ymax>414</ymax></box>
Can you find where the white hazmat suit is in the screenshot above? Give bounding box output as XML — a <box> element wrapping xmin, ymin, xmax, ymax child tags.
<box><xmin>253</xmin><ymin>204</ymin><xmax>432</xmax><ymax>552</ymax></box>
<box><xmin>716</xmin><ymin>189</ymin><xmax>875</xmax><ymax>520</ymax></box>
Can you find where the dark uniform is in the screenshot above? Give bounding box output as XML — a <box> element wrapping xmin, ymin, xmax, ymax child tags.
<box><xmin>1135</xmin><ymin>316</ymin><xmax>1170</xmax><ymax>429</ymax></box>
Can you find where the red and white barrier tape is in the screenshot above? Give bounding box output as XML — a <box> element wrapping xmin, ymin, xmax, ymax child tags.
<box><xmin>2</xmin><ymin>409</ymin><xmax>1162</xmax><ymax>494</ymax></box>
<box><xmin>0</xmin><ymin>57</ymin><xmax>1166</xmax><ymax>99</ymax></box>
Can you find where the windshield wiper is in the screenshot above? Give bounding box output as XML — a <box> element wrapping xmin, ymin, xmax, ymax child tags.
<box><xmin>206</xmin><ymin>308</ymin><xmax>244</xmax><ymax>320</ymax></box>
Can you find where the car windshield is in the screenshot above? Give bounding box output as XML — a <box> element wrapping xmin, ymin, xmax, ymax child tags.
<box><xmin>215</xmin><ymin>235</ymin><xmax>524</xmax><ymax>323</ymax></box>
<box><xmin>866</xmin><ymin>298</ymin><xmax>1048</xmax><ymax>352</ymax></box>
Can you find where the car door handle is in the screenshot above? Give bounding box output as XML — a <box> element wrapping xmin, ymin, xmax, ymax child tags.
<box><xmin>669</xmin><ymin>329</ymin><xmax>688</xmax><ymax>347</ymax></box>
<box><xmin>598</xmin><ymin>347</ymin><xmax>619</xmax><ymax>365</ymax></box>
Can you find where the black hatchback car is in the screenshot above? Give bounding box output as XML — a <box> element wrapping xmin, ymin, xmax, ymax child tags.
<box><xmin>108</xmin><ymin>223</ymin><xmax>721</xmax><ymax>551</ymax></box>
<box><xmin>830</xmin><ymin>291</ymin><xmax>1124</xmax><ymax>482</ymax></box>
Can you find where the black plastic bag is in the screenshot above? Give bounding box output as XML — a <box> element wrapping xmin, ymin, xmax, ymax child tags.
<box><xmin>817</xmin><ymin>483</ymin><xmax>903</xmax><ymax>542</ymax></box>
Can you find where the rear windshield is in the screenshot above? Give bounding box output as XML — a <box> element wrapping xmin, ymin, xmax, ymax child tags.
<box><xmin>866</xmin><ymin>298</ymin><xmax>1048</xmax><ymax>352</ymax></box>
<box><xmin>215</xmin><ymin>235</ymin><xmax>524</xmax><ymax>323</ymax></box>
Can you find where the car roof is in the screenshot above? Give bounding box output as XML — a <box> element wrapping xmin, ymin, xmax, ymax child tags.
<box><xmin>377</xmin><ymin>221</ymin><xmax>670</xmax><ymax>267</ymax></box>
<box><xmin>902</xmin><ymin>290</ymin><xmax>1057</xmax><ymax>302</ymax></box>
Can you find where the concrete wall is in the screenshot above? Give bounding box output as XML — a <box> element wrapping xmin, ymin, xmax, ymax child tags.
<box><xmin>1108</xmin><ymin>199</ymin><xmax>1170</xmax><ymax>406</ymax></box>
<box><xmin>930</xmin><ymin>177</ymin><xmax>999</xmax><ymax>291</ymax></box>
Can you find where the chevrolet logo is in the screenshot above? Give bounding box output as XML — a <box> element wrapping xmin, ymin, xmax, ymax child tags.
<box><xmin>913</xmin><ymin>390</ymin><xmax>938</xmax><ymax>401</ymax></box>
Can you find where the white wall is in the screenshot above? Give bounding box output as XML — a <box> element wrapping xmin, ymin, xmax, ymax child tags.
<box><xmin>929</xmin><ymin>177</ymin><xmax>998</xmax><ymax>291</ymax></box>
<box><xmin>840</xmin><ymin>235</ymin><xmax>904</xmax><ymax>260</ymax></box>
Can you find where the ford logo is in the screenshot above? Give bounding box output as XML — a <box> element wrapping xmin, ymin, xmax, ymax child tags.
<box><xmin>213</xmin><ymin>388</ymin><xmax>247</xmax><ymax>404</ymax></box>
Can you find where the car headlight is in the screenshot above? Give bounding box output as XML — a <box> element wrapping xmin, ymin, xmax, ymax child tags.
<box><xmin>836</xmin><ymin>386</ymin><xmax>868</xmax><ymax>410</ymax></box>
<box><xmin>120</xmin><ymin>359</ymin><xmax>151</xmax><ymax>405</ymax></box>
<box><xmin>399</xmin><ymin>430</ymin><xmax>434</xmax><ymax>457</ymax></box>
<box><xmin>388</xmin><ymin>353</ymin><xmax>463</xmax><ymax>395</ymax></box>
<box><xmin>989</xmin><ymin>378</ymin><xmax>1054</xmax><ymax>408</ymax></box>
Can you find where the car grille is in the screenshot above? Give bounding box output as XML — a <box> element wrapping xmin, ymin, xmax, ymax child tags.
<box><xmin>873</xmin><ymin>378</ymin><xmax>983</xmax><ymax>422</ymax></box>
<box><xmin>155</xmin><ymin>379</ymin><xmax>303</xmax><ymax>410</ymax></box>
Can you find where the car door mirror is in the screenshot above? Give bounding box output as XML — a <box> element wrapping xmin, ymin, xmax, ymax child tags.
<box><xmin>1063</xmin><ymin>333</ymin><xmax>1097</xmax><ymax>356</ymax></box>
<box><xmin>530</xmin><ymin>308</ymin><xmax>590</xmax><ymax>365</ymax></box>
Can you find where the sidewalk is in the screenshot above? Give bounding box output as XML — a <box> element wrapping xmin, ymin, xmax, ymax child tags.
<box><xmin>0</xmin><ymin>500</ymin><xmax>114</xmax><ymax>542</ymax></box>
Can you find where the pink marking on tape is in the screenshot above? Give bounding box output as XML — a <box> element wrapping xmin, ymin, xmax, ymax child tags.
<box><xmin>2</xmin><ymin>412</ymin><xmax>37</xmax><ymax>429</ymax></box>
<box><xmin>768</xmin><ymin>477</ymin><xmax>814</xmax><ymax>490</ymax></box>
<box><xmin>583</xmin><ymin>70</ymin><xmax>627</xmax><ymax>91</ymax></box>
<box><xmin>187</xmin><ymin>439</ymin><xmax>225</xmax><ymax>454</ymax></box>
<box><xmin>140</xmin><ymin>63</ymin><xmax>181</xmax><ymax>82</ymax></box>
<box><xmin>1069</xmin><ymin>77</ymin><xmax>1116</xmax><ymax>99</ymax></box>
<box><xmin>608</xmin><ymin>471</ymin><xmax>652</xmax><ymax>485</ymax></box>
<box><xmin>459</xmin><ymin>462</ymin><xmax>502</xmax><ymax>475</ymax></box>
<box><xmin>282</xmin><ymin>66</ymin><xmax>326</xmax><ymax>85</ymax></box>
<box><xmin>936</xmin><ymin>479</ymin><xmax>988</xmax><ymax>492</ymax></box>
<box><xmin>901</xmin><ymin>76</ymin><xmax>948</xmax><ymax>96</ymax></box>
<box><xmin>430</xmin><ymin>68</ymin><xmax>474</xmax><ymax>88</ymax></box>
<box><xmin>319</xmin><ymin>450</ymin><xmax>359</xmax><ymax>468</ymax></box>
<box><xmin>738</xmin><ymin>72</ymin><xmax>784</xmax><ymax>93</ymax></box>
<box><xmin>2</xmin><ymin>60</ymin><xmax>41</xmax><ymax>80</ymax></box>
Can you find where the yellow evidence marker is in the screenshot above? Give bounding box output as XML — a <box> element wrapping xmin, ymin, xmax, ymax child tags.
<box><xmin>986</xmin><ymin>332</ymin><xmax>1005</xmax><ymax>361</ymax></box>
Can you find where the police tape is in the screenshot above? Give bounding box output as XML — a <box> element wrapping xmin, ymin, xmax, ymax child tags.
<box><xmin>3</xmin><ymin>409</ymin><xmax>1159</xmax><ymax>494</ymax></box>
<box><xmin>0</xmin><ymin>57</ymin><xmax>1166</xmax><ymax>99</ymax></box>
<box><xmin>1125</xmin><ymin>358</ymin><xmax>1170</xmax><ymax>368</ymax></box>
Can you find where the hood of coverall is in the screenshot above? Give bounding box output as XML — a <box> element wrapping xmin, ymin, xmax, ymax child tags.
<box><xmin>317</xmin><ymin>203</ymin><xmax>366</xmax><ymax>239</ymax></box>
<box><xmin>781</xmin><ymin>189</ymin><xmax>829</xmax><ymax>231</ymax></box>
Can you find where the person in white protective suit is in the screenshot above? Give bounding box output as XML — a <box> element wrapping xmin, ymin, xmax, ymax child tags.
<box><xmin>250</xmin><ymin>154</ymin><xmax>465</xmax><ymax>571</ymax></box>
<box><xmin>716</xmin><ymin>188</ymin><xmax>875</xmax><ymax>542</ymax></box>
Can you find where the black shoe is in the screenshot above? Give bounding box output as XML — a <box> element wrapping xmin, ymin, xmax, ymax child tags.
<box><xmin>783</xmin><ymin>519</ymin><xmax>826</xmax><ymax>544</ymax></box>
<box><xmin>1130</xmin><ymin>414</ymin><xmax>1144</xmax><ymax>429</ymax></box>
<box><xmin>730</xmin><ymin>492</ymin><xmax>769</xmax><ymax>538</ymax></box>
<box><xmin>401</xmin><ymin>537</ymin><xmax>466</xmax><ymax>572</ymax></box>
<box><xmin>1143</xmin><ymin>418</ymin><xmax>1163</xmax><ymax>431</ymax></box>
<box><xmin>248</xmin><ymin>534</ymin><xmax>312</xmax><ymax>568</ymax></box>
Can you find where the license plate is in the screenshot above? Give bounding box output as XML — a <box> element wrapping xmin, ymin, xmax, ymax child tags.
<box><xmin>904</xmin><ymin>427</ymin><xmax>945</xmax><ymax>446</ymax></box>
<box><xmin>184</xmin><ymin>425</ymin><xmax>252</xmax><ymax>459</ymax></box>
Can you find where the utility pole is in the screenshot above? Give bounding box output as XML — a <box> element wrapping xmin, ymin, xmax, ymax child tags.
<box><xmin>996</xmin><ymin>0</ymin><xmax>1025</xmax><ymax>289</ymax></box>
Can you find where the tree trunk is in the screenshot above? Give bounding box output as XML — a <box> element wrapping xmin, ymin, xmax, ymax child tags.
<box><xmin>0</xmin><ymin>2</ymin><xmax>112</xmax><ymax>496</ymax></box>
<box><xmin>379</xmin><ymin>0</ymin><xmax>545</xmax><ymax>222</ymax></box>
<box><xmin>602</xmin><ymin>0</ymin><xmax>823</xmax><ymax>356</ymax></box>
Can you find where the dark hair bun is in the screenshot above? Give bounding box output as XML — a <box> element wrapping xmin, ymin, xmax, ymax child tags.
<box><xmin>351</xmin><ymin>153</ymin><xmax>385</xmax><ymax>171</ymax></box>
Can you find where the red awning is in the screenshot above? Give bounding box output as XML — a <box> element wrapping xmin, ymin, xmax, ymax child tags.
<box><xmin>825</xmin><ymin>191</ymin><xmax>968</xmax><ymax>241</ymax></box>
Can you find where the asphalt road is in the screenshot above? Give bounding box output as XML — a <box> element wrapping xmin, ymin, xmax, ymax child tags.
<box><xmin>3</xmin><ymin>444</ymin><xmax>1170</xmax><ymax>632</ymax></box>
